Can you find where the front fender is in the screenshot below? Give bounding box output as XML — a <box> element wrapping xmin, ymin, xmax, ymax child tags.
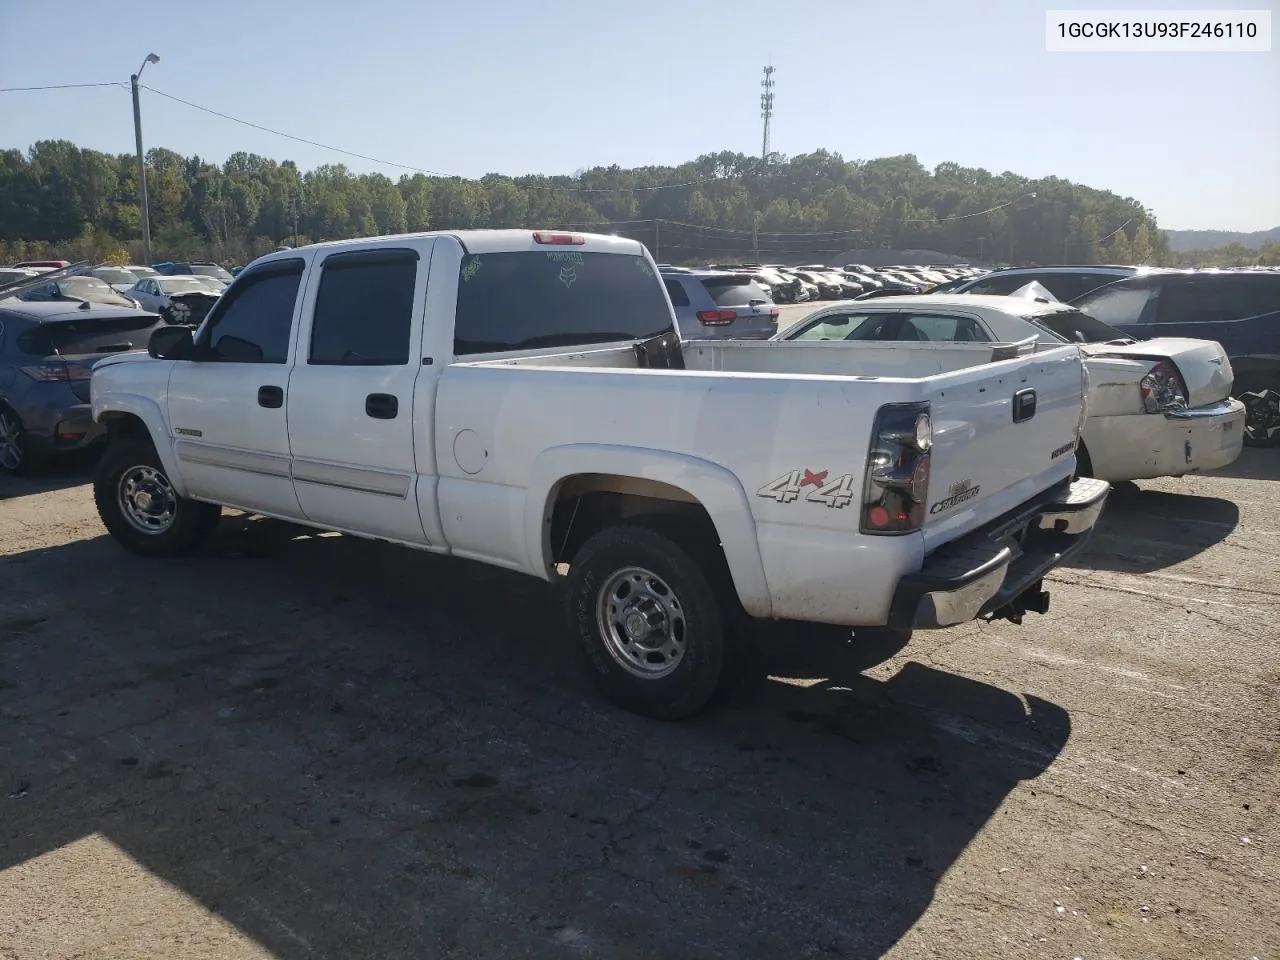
<box><xmin>92</xmin><ymin>393</ymin><xmax>189</xmax><ymax>498</ymax></box>
<box><xmin>525</xmin><ymin>444</ymin><xmax>772</xmax><ymax>619</ymax></box>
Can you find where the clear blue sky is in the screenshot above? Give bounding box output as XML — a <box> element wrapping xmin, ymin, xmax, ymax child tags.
<box><xmin>1</xmin><ymin>0</ymin><xmax>1276</xmax><ymax>231</ymax></box>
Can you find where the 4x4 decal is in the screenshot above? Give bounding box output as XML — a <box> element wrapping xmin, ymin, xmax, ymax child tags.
<box><xmin>756</xmin><ymin>469</ymin><xmax>857</xmax><ymax>509</ymax></box>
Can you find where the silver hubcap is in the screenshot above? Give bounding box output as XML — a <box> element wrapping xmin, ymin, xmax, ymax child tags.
<box><xmin>0</xmin><ymin>410</ymin><xmax>22</xmax><ymax>471</ymax></box>
<box><xmin>596</xmin><ymin>566</ymin><xmax>687</xmax><ymax>679</ymax></box>
<box><xmin>118</xmin><ymin>465</ymin><xmax>178</xmax><ymax>534</ymax></box>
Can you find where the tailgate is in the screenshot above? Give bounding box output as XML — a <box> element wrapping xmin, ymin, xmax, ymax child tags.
<box><xmin>920</xmin><ymin>344</ymin><xmax>1085</xmax><ymax>550</ymax></box>
<box><xmin>1086</xmin><ymin>337</ymin><xmax>1233</xmax><ymax>407</ymax></box>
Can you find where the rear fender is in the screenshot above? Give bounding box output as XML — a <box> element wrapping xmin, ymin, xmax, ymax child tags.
<box><xmin>94</xmin><ymin>394</ymin><xmax>188</xmax><ymax>497</ymax></box>
<box><xmin>525</xmin><ymin>444</ymin><xmax>772</xmax><ymax>618</ymax></box>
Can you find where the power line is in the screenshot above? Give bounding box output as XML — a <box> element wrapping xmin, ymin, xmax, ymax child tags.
<box><xmin>140</xmin><ymin>83</ymin><xmax>728</xmax><ymax>194</ymax></box>
<box><xmin>0</xmin><ymin>81</ymin><xmax>126</xmax><ymax>93</ymax></box>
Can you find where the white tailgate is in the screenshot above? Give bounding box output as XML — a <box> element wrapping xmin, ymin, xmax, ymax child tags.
<box><xmin>920</xmin><ymin>345</ymin><xmax>1084</xmax><ymax>549</ymax></box>
<box><xmin>1084</xmin><ymin>337</ymin><xmax>1233</xmax><ymax>407</ymax></box>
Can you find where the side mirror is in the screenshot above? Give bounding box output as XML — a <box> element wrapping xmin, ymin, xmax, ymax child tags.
<box><xmin>149</xmin><ymin>325</ymin><xmax>196</xmax><ymax>360</ymax></box>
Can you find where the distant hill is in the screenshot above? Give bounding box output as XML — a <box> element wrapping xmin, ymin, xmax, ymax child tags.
<box><xmin>1165</xmin><ymin>226</ymin><xmax>1280</xmax><ymax>251</ymax></box>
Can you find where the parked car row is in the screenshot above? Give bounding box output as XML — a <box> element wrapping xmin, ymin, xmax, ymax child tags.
<box><xmin>657</xmin><ymin>261</ymin><xmax>986</xmax><ymax>306</ymax></box>
<box><xmin>938</xmin><ymin>264</ymin><xmax>1280</xmax><ymax>445</ymax></box>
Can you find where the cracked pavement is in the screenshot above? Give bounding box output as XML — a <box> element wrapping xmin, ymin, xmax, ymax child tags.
<box><xmin>1</xmin><ymin>450</ymin><xmax>1278</xmax><ymax>959</ymax></box>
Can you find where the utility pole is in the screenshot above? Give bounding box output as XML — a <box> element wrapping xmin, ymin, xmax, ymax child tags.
<box><xmin>752</xmin><ymin>214</ymin><xmax>760</xmax><ymax>262</ymax></box>
<box><xmin>653</xmin><ymin>219</ymin><xmax>661</xmax><ymax>261</ymax></box>
<box><xmin>760</xmin><ymin>65</ymin><xmax>775</xmax><ymax>162</ymax></box>
<box><xmin>131</xmin><ymin>53</ymin><xmax>160</xmax><ymax>265</ymax></box>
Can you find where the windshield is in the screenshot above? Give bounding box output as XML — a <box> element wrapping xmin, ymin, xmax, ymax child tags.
<box><xmin>1027</xmin><ymin>308</ymin><xmax>1133</xmax><ymax>344</ymax></box>
<box><xmin>159</xmin><ymin>276</ymin><xmax>214</xmax><ymax>294</ymax></box>
<box><xmin>90</xmin><ymin>267</ymin><xmax>139</xmax><ymax>285</ymax></box>
<box><xmin>453</xmin><ymin>251</ymin><xmax>674</xmax><ymax>354</ymax></box>
<box><xmin>190</xmin><ymin>264</ymin><xmax>233</xmax><ymax>280</ymax></box>
<box><xmin>129</xmin><ymin>266</ymin><xmax>159</xmax><ymax>277</ymax></box>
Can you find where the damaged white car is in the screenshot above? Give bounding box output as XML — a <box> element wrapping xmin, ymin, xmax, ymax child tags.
<box><xmin>778</xmin><ymin>287</ymin><xmax>1246</xmax><ymax>483</ymax></box>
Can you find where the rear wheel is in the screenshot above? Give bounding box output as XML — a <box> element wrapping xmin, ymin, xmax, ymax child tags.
<box><xmin>0</xmin><ymin>405</ymin><xmax>48</xmax><ymax>476</ymax></box>
<box><xmin>1238</xmin><ymin>383</ymin><xmax>1280</xmax><ymax>446</ymax></box>
<box><xmin>565</xmin><ymin>524</ymin><xmax>725</xmax><ymax>720</ymax></box>
<box><xmin>94</xmin><ymin>438</ymin><xmax>221</xmax><ymax>556</ymax></box>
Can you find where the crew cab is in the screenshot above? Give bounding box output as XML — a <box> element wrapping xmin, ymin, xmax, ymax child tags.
<box><xmin>90</xmin><ymin>230</ymin><xmax>1108</xmax><ymax>719</ymax></box>
<box><xmin>779</xmin><ymin>294</ymin><xmax>1245</xmax><ymax>483</ymax></box>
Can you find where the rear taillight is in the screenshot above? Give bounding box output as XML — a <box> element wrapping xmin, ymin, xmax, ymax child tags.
<box><xmin>20</xmin><ymin>363</ymin><xmax>70</xmax><ymax>382</ymax></box>
<box><xmin>769</xmin><ymin>307</ymin><xmax>780</xmax><ymax>319</ymax></box>
<box><xmin>861</xmin><ymin>402</ymin><xmax>932</xmax><ymax>536</ymax></box>
<box><xmin>697</xmin><ymin>309</ymin><xmax>737</xmax><ymax>325</ymax></box>
<box><xmin>1139</xmin><ymin>359</ymin><xmax>1188</xmax><ymax>413</ymax></box>
<box><xmin>532</xmin><ymin>231</ymin><xmax>585</xmax><ymax>245</ymax></box>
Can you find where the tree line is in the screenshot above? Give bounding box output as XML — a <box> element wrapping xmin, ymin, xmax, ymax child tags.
<box><xmin>0</xmin><ymin>140</ymin><xmax>1177</xmax><ymax>267</ymax></box>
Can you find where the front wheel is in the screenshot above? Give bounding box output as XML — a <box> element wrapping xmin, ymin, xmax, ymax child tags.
<box><xmin>565</xmin><ymin>524</ymin><xmax>726</xmax><ymax>720</ymax></box>
<box><xmin>94</xmin><ymin>438</ymin><xmax>221</xmax><ymax>557</ymax></box>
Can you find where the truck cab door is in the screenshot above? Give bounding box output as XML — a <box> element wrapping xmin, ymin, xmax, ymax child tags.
<box><xmin>286</xmin><ymin>241</ymin><xmax>435</xmax><ymax>544</ymax></box>
<box><xmin>166</xmin><ymin>258</ymin><xmax>306</xmax><ymax>518</ymax></box>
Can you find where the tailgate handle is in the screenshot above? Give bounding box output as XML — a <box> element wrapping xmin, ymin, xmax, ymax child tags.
<box><xmin>1012</xmin><ymin>388</ymin><xmax>1037</xmax><ymax>423</ymax></box>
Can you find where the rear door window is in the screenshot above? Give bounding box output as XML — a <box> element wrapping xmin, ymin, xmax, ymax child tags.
<box><xmin>1154</xmin><ymin>277</ymin><xmax>1242</xmax><ymax>325</ymax></box>
<box><xmin>453</xmin><ymin>251</ymin><xmax>673</xmax><ymax>354</ymax></box>
<box><xmin>663</xmin><ymin>278</ymin><xmax>691</xmax><ymax>308</ymax></box>
<box><xmin>791</xmin><ymin>313</ymin><xmax>897</xmax><ymax>341</ymax></box>
<box><xmin>898</xmin><ymin>313</ymin><xmax>991</xmax><ymax>342</ymax></box>
<box><xmin>309</xmin><ymin>249</ymin><xmax>417</xmax><ymax>365</ymax></box>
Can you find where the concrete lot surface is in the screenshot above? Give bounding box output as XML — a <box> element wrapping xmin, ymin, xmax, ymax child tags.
<box><xmin>1</xmin><ymin>450</ymin><xmax>1277</xmax><ymax>959</ymax></box>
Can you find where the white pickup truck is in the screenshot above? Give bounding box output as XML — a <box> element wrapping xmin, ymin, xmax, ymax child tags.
<box><xmin>90</xmin><ymin>230</ymin><xmax>1108</xmax><ymax>719</ymax></box>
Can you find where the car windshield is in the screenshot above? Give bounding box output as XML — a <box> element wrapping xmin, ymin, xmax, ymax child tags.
<box><xmin>91</xmin><ymin>267</ymin><xmax>139</xmax><ymax>285</ymax></box>
<box><xmin>1026</xmin><ymin>308</ymin><xmax>1133</xmax><ymax>344</ymax></box>
<box><xmin>159</xmin><ymin>277</ymin><xmax>213</xmax><ymax>293</ymax></box>
<box><xmin>129</xmin><ymin>266</ymin><xmax>159</xmax><ymax>277</ymax></box>
<box><xmin>190</xmin><ymin>264</ymin><xmax>233</xmax><ymax>280</ymax></box>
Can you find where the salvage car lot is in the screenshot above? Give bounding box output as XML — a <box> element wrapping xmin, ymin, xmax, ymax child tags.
<box><xmin>2</xmin><ymin>455</ymin><xmax>1278</xmax><ymax>959</ymax></box>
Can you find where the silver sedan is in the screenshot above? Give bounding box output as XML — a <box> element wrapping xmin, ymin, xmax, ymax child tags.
<box><xmin>126</xmin><ymin>275</ymin><xmax>222</xmax><ymax>313</ymax></box>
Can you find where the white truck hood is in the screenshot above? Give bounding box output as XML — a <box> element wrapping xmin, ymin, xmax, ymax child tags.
<box><xmin>1083</xmin><ymin>337</ymin><xmax>1233</xmax><ymax>409</ymax></box>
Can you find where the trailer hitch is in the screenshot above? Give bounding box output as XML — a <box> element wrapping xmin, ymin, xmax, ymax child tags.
<box><xmin>984</xmin><ymin>580</ymin><xmax>1051</xmax><ymax>626</ymax></box>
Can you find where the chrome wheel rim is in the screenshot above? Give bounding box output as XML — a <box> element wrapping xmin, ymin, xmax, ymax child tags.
<box><xmin>0</xmin><ymin>410</ymin><xmax>22</xmax><ymax>471</ymax></box>
<box><xmin>1243</xmin><ymin>389</ymin><xmax>1280</xmax><ymax>443</ymax></box>
<box><xmin>118</xmin><ymin>465</ymin><xmax>178</xmax><ymax>534</ymax></box>
<box><xmin>596</xmin><ymin>566</ymin><xmax>687</xmax><ymax>679</ymax></box>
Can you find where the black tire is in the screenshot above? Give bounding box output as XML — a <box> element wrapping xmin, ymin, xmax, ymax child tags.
<box><xmin>1072</xmin><ymin>442</ymin><xmax>1094</xmax><ymax>481</ymax></box>
<box><xmin>0</xmin><ymin>404</ymin><xmax>50</xmax><ymax>476</ymax></box>
<box><xmin>94</xmin><ymin>438</ymin><xmax>221</xmax><ymax>557</ymax></box>
<box><xmin>565</xmin><ymin>524</ymin><xmax>726</xmax><ymax>720</ymax></box>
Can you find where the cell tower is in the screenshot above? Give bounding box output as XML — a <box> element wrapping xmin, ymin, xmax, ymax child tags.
<box><xmin>760</xmin><ymin>64</ymin><xmax>776</xmax><ymax>161</ymax></box>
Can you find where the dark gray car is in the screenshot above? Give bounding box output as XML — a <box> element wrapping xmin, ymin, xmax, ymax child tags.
<box><xmin>0</xmin><ymin>302</ymin><xmax>165</xmax><ymax>474</ymax></box>
<box><xmin>661</xmin><ymin>271</ymin><xmax>779</xmax><ymax>340</ymax></box>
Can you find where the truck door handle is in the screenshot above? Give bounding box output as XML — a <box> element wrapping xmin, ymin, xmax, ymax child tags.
<box><xmin>258</xmin><ymin>385</ymin><xmax>284</xmax><ymax>408</ymax></box>
<box><xmin>1012</xmin><ymin>388</ymin><xmax>1037</xmax><ymax>423</ymax></box>
<box><xmin>365</xmin><ymin>393</ymin><xmax>398</xmax><ymax>419</ymax></box>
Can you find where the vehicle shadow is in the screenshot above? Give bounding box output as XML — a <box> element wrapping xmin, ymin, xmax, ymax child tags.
<box><xmin>0</xmin><ymin>518</ymin><xmax>1069</xmax><ymax>960</ymax></box>
<box><xmin>1064</xmin><ymin>481</ymin><xmax>1239</xmax><ymax>574</ymax></box>
<box><xmin>0</xmin><ymin>448</ymin><xmax>97</xmax><ymax>501</ymax></box>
